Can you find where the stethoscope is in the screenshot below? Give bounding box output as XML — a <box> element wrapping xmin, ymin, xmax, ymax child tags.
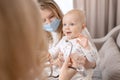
<box><xmin>48</xmin><ymin>40</ymin><xmax>73</xmax><ymax>78</ymax></box>
<box><xmin>66</xmin><ymin>40</ymin><xmax>87</xmax><ymax>77</ymax></box>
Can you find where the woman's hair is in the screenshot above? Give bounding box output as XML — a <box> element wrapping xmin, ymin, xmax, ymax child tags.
<box><xmin>0</xmin><ymin>0</ymin><xmax>47</xmax><ymax>80</ymax></box>
<box><xmin>38</xmin><ymin>0</ymin><xmax>63</xmax><ymax>43</ymax></box>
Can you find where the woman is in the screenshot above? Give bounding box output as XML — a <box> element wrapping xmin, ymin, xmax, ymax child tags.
<box><xmin>0</xmin><ymin>0</ymin><xmax>47</xmax><ymax>80</ymax></box>
<box><xmin>37</xmin><ymin>0</ymin><xmax>65</xmax><ymax>79</ymax></box>
<box><xmin>38</xmin><ymin>0</ymin><xmax>63</xmax><ymax>48</ymax></box>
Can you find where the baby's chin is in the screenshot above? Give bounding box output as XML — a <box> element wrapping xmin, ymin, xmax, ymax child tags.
<box><xmin>66</xmin><ymin>36</ymin><xmax>75</xmax><ymax>40</ymax></box>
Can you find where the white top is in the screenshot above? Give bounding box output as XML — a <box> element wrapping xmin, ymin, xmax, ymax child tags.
<box><xmin>49</xmin><ymin>36</ymin><xmax>97</xmax><ymax>62</ymax></box>
<box><xmin>49</xmin><ymin>32</ymin><xmax>59</xmax><ymax>48</ymax></box>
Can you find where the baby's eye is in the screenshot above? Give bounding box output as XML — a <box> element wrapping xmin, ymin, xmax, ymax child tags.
<box><xmin>70</xmin><ymin>23</ymin><xmax>75</xmax><ymax>26</ymax></box>
<box><xmin>63</xmin><ymin>23</ymin><xmax>67</xmax><ymax>26</ymax></box>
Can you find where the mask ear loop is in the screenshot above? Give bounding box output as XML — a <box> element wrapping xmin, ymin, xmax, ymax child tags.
<box><xmin>82</xmin><ymin>24</ymin><xmax>86</xmax><ymax>29</ymax></box>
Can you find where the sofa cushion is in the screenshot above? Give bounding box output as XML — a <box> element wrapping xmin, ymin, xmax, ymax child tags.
<box><xmin>98</xmin><ymin>37</ymin><xmax>120</xmax><ymax>80</ymax></box>
<box><xmin>92</xmin><ymin>66</ymin><xmax>102</xmax><ymax>80</ymax></box>
<box><xmin>117</xmin><ymin>32</ymin><xmax>120</xmax><ymax>48</ymax></box>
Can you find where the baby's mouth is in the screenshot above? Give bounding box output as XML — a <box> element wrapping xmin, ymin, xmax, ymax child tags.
<box><xmin>66</xmin><ymin>32</ymin><xmax>72</xmax><ymax>35</ymax></box>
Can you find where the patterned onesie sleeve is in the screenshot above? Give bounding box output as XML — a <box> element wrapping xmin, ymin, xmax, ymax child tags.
<box><xmin>80</xmin><ymin>40</ymin><xmax>98</xmax><ymax>62</ymax></box>
<box><xmin>76</xmin><ymin>35</ymin><xmax>98</xmax><ymax>63</ymax></box>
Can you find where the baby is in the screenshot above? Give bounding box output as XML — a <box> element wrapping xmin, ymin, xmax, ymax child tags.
<box><xmin>49</xmin><ymin>9</ymin><xmax>98</xmax><ymax>80</ymax></box>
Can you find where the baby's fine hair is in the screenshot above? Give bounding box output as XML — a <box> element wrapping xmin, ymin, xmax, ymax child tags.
<box><xmin>65</xmin><ymin>9</ymin><xmax>86</xmax><ymax>24</ymax></box>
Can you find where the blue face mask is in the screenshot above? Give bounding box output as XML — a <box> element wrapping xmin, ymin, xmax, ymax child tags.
<box><xmin>43</xmin><ymin>18</ymin><xmax>61</xmax><ymax>32</ymax></box>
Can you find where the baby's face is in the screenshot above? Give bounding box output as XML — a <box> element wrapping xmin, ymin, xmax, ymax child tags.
<box><xmin>62</xmin><ymin>13</ymin><xmax>83</xmax><ymax>39</ymax></box>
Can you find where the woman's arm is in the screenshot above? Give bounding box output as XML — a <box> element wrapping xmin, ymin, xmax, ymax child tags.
<box><xmin>59</xmin><ymin>57</ymin><xmax>77</xmax><ymax>80</ymax></box>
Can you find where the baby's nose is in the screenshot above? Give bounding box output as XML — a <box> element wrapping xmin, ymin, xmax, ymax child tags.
<box><xmin>65</xmin><ymin>27</ymin><xmax>70</xmax><ymax>30</ymax></box>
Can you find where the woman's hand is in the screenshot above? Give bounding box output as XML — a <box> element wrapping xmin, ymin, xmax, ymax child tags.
<box><xmin>59</xmin><ymin>57</ymin><xmax>77</xmax><ymax>80</ymax></box>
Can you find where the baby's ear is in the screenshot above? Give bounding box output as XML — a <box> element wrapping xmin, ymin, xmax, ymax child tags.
<box><xmin>82</xmin><ymin>24</ymin><xmax>86</xmax><ymax>29</ymax></box>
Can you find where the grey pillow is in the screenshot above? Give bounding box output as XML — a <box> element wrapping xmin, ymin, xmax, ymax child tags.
<box><xmin>92</xmin><ymin>66</ymin><xmax>102</xmax><ymax>80</ymax></box>
<box><xmin>99</xmin><ymin>37</ymin><xmax>120</xmax><ymax>80</ymax></box>
<box><xmin>117</xmin><ymin>32</ymin><xmax>120</xmax><ymax>48</ymax></box>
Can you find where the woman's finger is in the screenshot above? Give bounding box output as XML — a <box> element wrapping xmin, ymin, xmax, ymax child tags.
<box><xmin>62</xmin><ymin>57</ymin><xmax>71</xmax><ymax>68</ymax></box>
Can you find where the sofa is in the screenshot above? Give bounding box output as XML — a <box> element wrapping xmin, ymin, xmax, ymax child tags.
<box><xmin>92</xmin><ymin>25</ymin><xmax>120</xmax><ymax>80</ymax></box>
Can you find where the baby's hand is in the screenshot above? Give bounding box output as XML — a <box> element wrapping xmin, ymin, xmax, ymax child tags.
<box><xmin>58</xmin><ymin>53</ymin><xmax>64</xmax><ymax>62</ymax></box>
<box><xmin>77</xmin><ymin>34</ymin><xmax>89</xmax><ymax>49</ymax></box>
<box><xmin>58</xmin><ymin>53</ymin><xmax>64</xmax><ymax>68</ymax></box>
<box><xmin>47</xmin><ymin>53</ymin><xmax>52</xmax><ymax>62</ymax></box>
<box><xmin>52</xmin><ymin>53</ymin><xmax>64</xmax><ymax>68</ymax></box>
